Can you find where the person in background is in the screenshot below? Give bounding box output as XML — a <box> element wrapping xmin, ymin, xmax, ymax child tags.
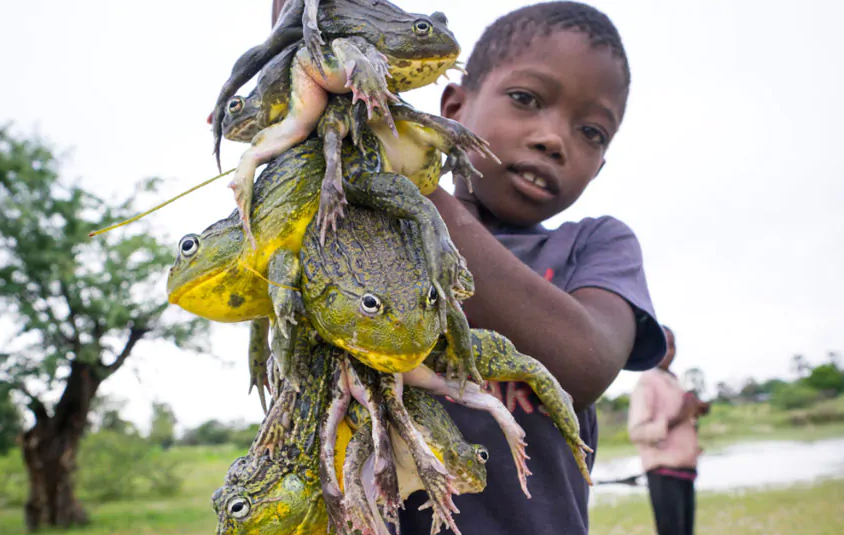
<box><xmin>628</xmin><ymin>325</ymin><xmax>710</xmax><ymax>535</ymax></box>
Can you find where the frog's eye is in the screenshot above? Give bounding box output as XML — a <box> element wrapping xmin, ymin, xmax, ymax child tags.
<box><xmin>178</xmin><ymin>234</ymin><xmax>200</xmax><ymax>257</ymax></box>
<box><xmin>426</xmin><ymin>285</ymin><xmax>438</xmax><ymax>307</ymax></box>
<box><xmin>360</xmin><ymin>293</ymin><xmax>382</xmax><ymax>315</ymax></box>
<box><xmin>413</xmin><ymin>19</ymin><xmax>433</xmax><ymax>36</ymax></box>
<box><xmin>226</xmin><ymin>496</ymin><xmax>251</xmax><ymax>519</ymax></box>
<box><xmin>227</xmin><ymin>97</ymin><xmax>244</xmax><ymax>114</ymax></box>
<box><xmin>475</xmin><ymin>446</ymin><xmax>489</xmax><ymax>464</ymax></box>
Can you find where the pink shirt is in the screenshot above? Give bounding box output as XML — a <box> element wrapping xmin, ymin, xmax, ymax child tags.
<box><xmin>627</xmin><ymin>369</ymin><xmax>701</xmax><ymax>471</ymax></box>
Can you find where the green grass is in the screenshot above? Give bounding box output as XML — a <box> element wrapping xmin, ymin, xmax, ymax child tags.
<box><xmin>0</xmin><ymin>445</ymin><xmax>244</xmax><ymax>535</ymax></box>
<box><xmin>590</xmin><ymin>477</ymin><xmax>844</xmax><ymax>535</ymax></box>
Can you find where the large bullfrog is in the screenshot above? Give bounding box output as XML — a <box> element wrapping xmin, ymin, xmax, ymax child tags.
<box><xmin>212</xmin><ymin>345</ymin><xmax>342</xmax><ymax>535</ymax></box>
<box><xmin>167</xmin><ymin>131</ymin><xmax>477</xmax><ymax>408</ymax></box>
<box><xmin>212</xmin><ymin>1</ymin><xmax>461</xmax><ymax>246</ymax></box>
<box><xmin>225</xmin><ymin>92</ymin><xmax>497</xmax><ymax>238</ymax></box>
<box><xmin>216</xmin><ymin>350</ymin><xmax>487</xmax><ymax>535</ymax></box>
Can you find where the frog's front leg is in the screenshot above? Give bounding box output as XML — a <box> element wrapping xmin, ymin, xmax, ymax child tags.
<box><xmin>443</xmin><ymin>301</ymin><xmax>483</xmax><ymax>394</ymax></box>
<box><xmin>441</xmin><ymin>329</ymin><xmax>593</xmax><ymax>484</ymax></box>
<box><xmin>346</xmin><ymin>360</ymin><xmax>400</xmax><ymax>525</ymax></box>
<box><xmin>267</xmin><ymin>249</ymin><xmax>306</xmax><ymax>389</ymax></box>
<box><xmin>250</xmin><ymin>367</ymin><xmax>300</xmax><ymax>458</ymax></box>
<box><xmin>316</xmin><ymin>97</ymin><xmax>353</xmax><ymax>242</ymax></box>
<box><xmin>319</xmin><ymin>356</ymin><xmax>352</xmax><ymax>534</ymax></box>
<box><xmin>403</xmin><ymin>365</ymin><xmax>532</xmax><ymax>499</ymax></box>
<box><xmin>230</xmin><ymin>59</ymin><xmax>329</xmax><ymax>247</ymax></box>
<box><xmin>379</xmin><ymin>373</ymin><xmax>461</xmax><ymax>535</ymax></box>
<box><xmin>248</xmin><ymin>318</ymin><xmax>272</xmax><ymax>414</ymax></box>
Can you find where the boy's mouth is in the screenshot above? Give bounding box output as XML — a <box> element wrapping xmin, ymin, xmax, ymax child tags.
<box><xmin>508</xmin><ymin>164</ymin><xmax>557</xmax><ymax>202</ymax></box>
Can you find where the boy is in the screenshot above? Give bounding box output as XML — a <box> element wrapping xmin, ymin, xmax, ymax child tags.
<box><xmin>400</xmin><ymin>3</ymin><xmax>666</xmax><ymax>534</ymax></box>
<box><xmin>265</xmin><ymin>1</ymin><xmax>664</xmax><ymax>533</ymax></box>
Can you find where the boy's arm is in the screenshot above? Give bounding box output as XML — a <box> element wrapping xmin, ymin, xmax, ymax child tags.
<box><xmin>429</xmin><ymin>188</ymin><xmax>635</xmax><ymax>411</ymax></box>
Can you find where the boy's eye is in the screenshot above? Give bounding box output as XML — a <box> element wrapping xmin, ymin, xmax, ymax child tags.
<box><xmin>507</xmin><ymin>91</ymin><xmax>540</xmax><ymax>109</ymax></box>
<box><xmin>581</xmin><ymin>126</ymin><xmax>608</xmax><ymax>146</ymax></box>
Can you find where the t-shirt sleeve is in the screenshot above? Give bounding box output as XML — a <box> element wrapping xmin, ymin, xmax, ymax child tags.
<box><xmin>549</xmin><ymin>216</ymin><xmax>666</xmax><ymax>372</ymax></box>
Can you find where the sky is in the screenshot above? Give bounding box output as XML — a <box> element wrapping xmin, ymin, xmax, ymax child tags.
<box><xmin>1</xmin><ymin>0</ymin><xmax>842</xmax><ymax>433</ymax></box>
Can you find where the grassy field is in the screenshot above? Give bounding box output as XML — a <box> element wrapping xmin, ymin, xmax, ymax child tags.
<box><xmin>590</xmin><ymin>477</ymin><xmax>844</xmax><ymax>535</ymax></box>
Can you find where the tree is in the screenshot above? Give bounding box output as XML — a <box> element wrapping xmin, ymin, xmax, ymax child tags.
<box><xmin>0</xmin><ymin>127</ymin><xmax>208</xmax><ymax>531</ymax></box>
<box><xmin>683</xmin><ymin>367</ymin><xmax>706</xmax><ymax>397</ymax></box>
<box><xmin>715</xmin><ymin>381</ymin><xmax>736</xmax><ymax>403</ymax></box>
<box><xmin>828</xmin><ymin>351</ymin><xmax>841</xmax><ymax>368</ymax></box>
<box><xmin>149</xmin><ymin>402</ymin><xmax>177</xmax><ymax>449</ymax></box>
<box><xmin>803</xmin><ymin>364</ymin><xmax>844</xmax><ymax>395</ymax></box>
<box><xmin>791</xmin><ymin>354</ymin><xmax>811</xmax><ymax>379</ymax></box>
<box><xmin>0</xmin><ymin>385</ymin><xmax>23</xmax><ymax>455</ymax></box>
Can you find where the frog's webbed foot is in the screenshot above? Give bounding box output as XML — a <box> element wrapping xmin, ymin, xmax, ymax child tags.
<box><xmin>302</xmin><ymin>0</ymin><xmax>326</xmax><ymax>77</ymax></box>
<box><xmin>250</xmin><ymin>375</ymin><xmax>299</xmax><ymax>458</ymax></box>
<box><xmin>316</xmin><ymin>104</ymin><xmax>351</xmax><ymax>245</ymax></box>
<box><xmin>404</xmin><ymin>365</ymin><xmax>532</xmax><ymax>498</ymax></box>
<box><xmin>417</xmin><ymin>500</ymin><xmax>449</xmax><ymax>535</ymax></box>
<box><xmin>468</xmin><ymin>330</ymin><xmax>594</xmax><ymax>484</ymax></box>
<box><xmin>346</xmin><ymin>360</ymin><xmax>400</xmax><ymax>520</ymax></box>
<box><xmin>341</xmin><ymin>422</ymin><xmax>385</xmax><ymax>535</ymax></box>
<box><xmin>331</xmin><ymin>37</ymin><xmax>399</xmax><ymax>134</ymax></box>
<box><xmin>267</xmin><ymin>250</ymin><xmax>305</xmax><ymax>387</ymax></box>
<box><xmin>319</xmin><ymin>358</ymin><xmax>352</xmax><ymax>533</ymax></box>
<box><xmin>248</xmin><ymin>318</ymin><xmax>272</xmax><ymax>413</ymax></box>
<box><xmin>443</xmin><ymin>300</ymin><xmax>483</xmax><ymax>393</ymax></box>
<box><xmin>380</xmin><ymin>373</ymin><xmax>460</xmax><ymax>534</ymax></box>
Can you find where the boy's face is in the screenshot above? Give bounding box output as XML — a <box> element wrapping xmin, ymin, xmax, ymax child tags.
<box><xmin>441</xmin><ymin>30</ymin><xmax>628</xmax><ymax>226</ymax></box>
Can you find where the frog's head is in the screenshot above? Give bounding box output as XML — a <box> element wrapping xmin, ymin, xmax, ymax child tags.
<box><xmin>221</xmin><ymin>94</ymin><xmax>262</xmax><ymax>143</ymax></box>
<box><xmin>383</xmin><ymin>11</ymin><xmax>460</xmax><ymax>91</ymax></box>
<box><xmin>166</xmin><ymin>222</ymin><xmax>266</xmax><ymax>323</ymax></box>
<box><xmin>304</xmin><ymin>277</ymin><xmax>443</xmax><ymax>373</ymax></box>
<box><xmin>451</xmin><ymin>442</ymin><xmax>489</xmax><ymax>495</ymax></box>
<box><xmin>212</xmin><ymin>456</ymin><xmax>316</xmax><ymax>535</ymax></box>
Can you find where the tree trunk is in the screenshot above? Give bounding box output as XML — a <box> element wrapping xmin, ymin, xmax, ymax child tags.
<box><xmin>21</xmin><ymin>361</ymin><xmax>101</xmax><ymax>532</ymax></box>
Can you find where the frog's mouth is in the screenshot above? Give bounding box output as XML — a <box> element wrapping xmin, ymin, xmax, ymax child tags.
<box><xmin>335</xmin><ymin>338</ymin><xmax>438</xmax><ymax>374</ymax></box>
<box><xmin>386</xmin><ymin>52</ymin><xmax>460</xmax><ymax>92</ymax></box>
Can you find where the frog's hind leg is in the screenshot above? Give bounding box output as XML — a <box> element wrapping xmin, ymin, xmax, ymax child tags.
<box><xmin>248</xmin><ymin>318</ymin><xmax>272</xmax><ymax>414</ymax></box>
<box><xmin>403</xmin><ymin>365</ymin><xmax>533</xmax><ymax>499</ymax></box>
<box><xmin>341</xmin><ymin>421</ymin><xmax>392</xmax><ymax>535</ymax></box>
<box><xmin>267</xmin><ymin>249</ymin><xmax>306</xmax><ymax>390</ymax></box>
<box><xmin>316</xmin><ymin>97</ymin><xmax>353</xmax><ymax>243</ymax></box>
<box><xmin>319</xmin><ymin>355</ymin><xmax>352</xmax><ymax>534</ymax></box>
<box><xmin>230</xmin><ymin>58</ymin><xmax>329</xmax><ymax>248</ymax></box>
<box><xmin>461</xmin><ymin>329</ymin><xmax>593</xmax><ymax>484</ymax></box>
<box><xmin>345</xmin><ymin>359</ymin><xmax>400</xmax><ymax>525</ymax></box>
<box><xmin>379</xmin><ymin>373</ymin><xmax>461</xmax><ymax>535</ymax></box>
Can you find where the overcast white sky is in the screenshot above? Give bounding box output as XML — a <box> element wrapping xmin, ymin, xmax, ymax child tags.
<box><xmin>1</xmin><ymin>0</ymin><xmax>842</xmax><ymax>432</ymax></box>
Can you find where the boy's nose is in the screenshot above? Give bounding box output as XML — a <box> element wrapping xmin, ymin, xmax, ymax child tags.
<box><xmin>527</xmin><ymin>129</ymin><xmax>565</xmax><ymax>162</ymax></box>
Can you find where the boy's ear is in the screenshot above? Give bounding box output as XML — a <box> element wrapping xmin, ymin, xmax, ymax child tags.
<box><xmin>440</xmin><ymin>83</ymin><xmax>466</xmax><ymax>121</ymax></box>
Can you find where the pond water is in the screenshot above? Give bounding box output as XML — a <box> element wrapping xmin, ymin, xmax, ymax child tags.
<box><xmin>589</xmin><ymin>437</ymin><xmax>844</xmax><ymax>503</ymax></box>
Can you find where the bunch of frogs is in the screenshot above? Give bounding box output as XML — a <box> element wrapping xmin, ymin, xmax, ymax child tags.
<box><xmin>169</xmin><ymin>134</ymin><xmax>592</xmax><ymax>534</ymax></box>
<box><xmin>213</xmin><ymin>347</ymin><xmax>489</xmax><ymax>535</ymax></box>
<box><xmin>207</xmin><ymin>0</ymin><xmax>491</xmax><ymax>247</ymax></box>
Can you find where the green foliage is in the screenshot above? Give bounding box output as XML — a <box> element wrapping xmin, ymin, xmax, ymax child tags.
<box><xmin>149</xmin><ymin>402</ymin><xmax>177</xmax><ymax>450</ymax></box>
<box><xmin>0</xmin><ymin>386</ymin><xmax>22</xmax><ymax>455</ymax></box>
<box><xmin>803</xmin><ymin>364</ymin><xmax>844</xmax><ymax>394</ymax></box>
<box><xmin>0</xmin><ymin>450</ymin><xmax>27</xmax><ymax>508</ymax></box>
<box><xmin>76</xmin><ymin>431</ymin><xmax>183</xmax><ymax>503</ymax></box>
<box><xmin>179</xmin><ymin>420</ymin><xmax>260</xmax><ymax>448</ymax></box>
<box><xmin>770</xmin><ymin>383</ymin><xmax>820</xmax><ymax>410</ymax></box>
<box><xmin>0</xmin><ymin>125</ymin><xmax>209</xmax><ymax>401</ymax></box>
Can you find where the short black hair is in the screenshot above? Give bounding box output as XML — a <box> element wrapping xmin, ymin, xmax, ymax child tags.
<box><xmin>462</xmin><ymin>2</ymin><xmax>630</xmax><ymax>92</ymax></box>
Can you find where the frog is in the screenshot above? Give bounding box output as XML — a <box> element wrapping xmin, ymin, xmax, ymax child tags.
<box><xmin>212</xmin><ymin>344</ymin><xmax>346</xmax><ymax>535</ymax></box>
<box><xmin>210</xmin><ymin>1</ymin><xmax>462</xmax><ymax>247</ymax></box>
<box><xmin>338</xmin><ymin>382</ymin><xmax>488</xmax><ymax>535</ymax></box>
<box><xmin>167</xmin><ymin>131</ymin><xmax>477</xmax><ymax>409</ymax></box>
<box><xmin>248</xmin><ymin>350</ymin><xmax>488</xmax><ymax>535</ymax></box>
<box><xmin>223</xmin><ymin>91</ymin><xmax>497</xmax><ymax>241</ymax></box>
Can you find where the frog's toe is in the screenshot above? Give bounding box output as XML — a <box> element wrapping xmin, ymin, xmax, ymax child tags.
<box><xmin>418</xmin><ymin>495</ymin><xmax>460</xmax><ymax>535</ymax></box>
<box><xmin>569</xmin><ymin>438</ymin><xmax>594</xmax><ymax>486</ymax></box>
<box><xmin>317</xmin><ymin>181</ymin><xmax>347</xmax><ymax>246</ymax></box>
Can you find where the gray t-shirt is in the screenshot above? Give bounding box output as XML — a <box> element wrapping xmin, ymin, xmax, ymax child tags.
<box><xmin>399</xmin><ymin>216</ymin><xmax>665</xmax><ymax>535</ymax></box>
